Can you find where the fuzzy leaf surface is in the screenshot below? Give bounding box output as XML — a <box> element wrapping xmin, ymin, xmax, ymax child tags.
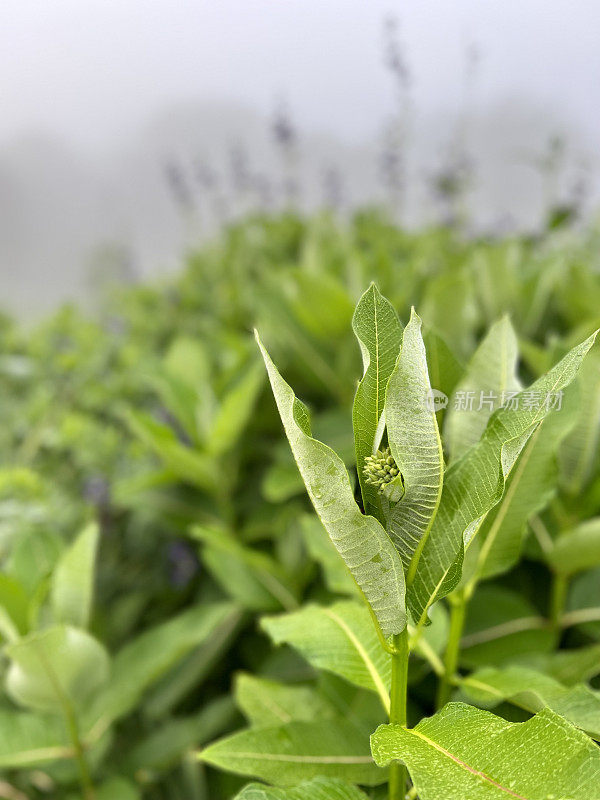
<box><xmin>385</xmin><ymin>309</ymin><xmax>444</xmax><ymax>576</ymax></box>
<box><xmin>257</xmin><ymin>333</ymin><xmax>405</xmax><ymax>636</ymax></box>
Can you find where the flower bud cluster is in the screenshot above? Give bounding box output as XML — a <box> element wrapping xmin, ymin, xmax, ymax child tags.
<box><xmin>363</xmin><ymin>447</ymin><xmax>400</xmax><ymax>494</ymax></box>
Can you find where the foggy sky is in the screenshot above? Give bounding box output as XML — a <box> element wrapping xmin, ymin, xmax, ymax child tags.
<box><xmin>3</xmin><ymin>0</ymin><xmax>600</xmax><ymax>151</ymax></box>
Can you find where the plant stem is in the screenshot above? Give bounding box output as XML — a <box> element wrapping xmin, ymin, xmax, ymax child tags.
<box><xmin>436</xmin><ymin>592</ymin><xmax>467</xmax><ymax>710</ymax></box>
<box><xmin>550</xmin><ymin>572</ymin><xmax>568</xmax><ymax>638</ymax></box>
<box><xmin>64</xmin><ymin>704</ymin><xmax>95</xmax><ymax>800</ymax></box>
<box><xmin>389</xmin><ymin>627</ymin><xmax>409</xmax><ymax>800</ymax></box>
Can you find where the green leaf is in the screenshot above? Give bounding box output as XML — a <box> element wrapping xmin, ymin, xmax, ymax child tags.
<box><xmin>95</xmin><ymin>778</ymin><xmax>141</xmax><ymax>800</ymax></box>
<box><xmin>262</xmin><ymin>601</ymin><xmax>391</xmax><ymax>713</ymax></box>
<box><xmin>515</xmin><ymin>643</ymin><xmax>600</xmax><ymax>686</ymax></box>
<box><xmin>300</xmin><ymin>514</ymin><xmax>358</xmax><ymax>597</ymax></box>
<box><xmin>235</xmin><ymin>674</ymin><xmax>336</xmax><ymax>727</ymax></box>
<box><xmin>547</xmin><ymin>519</ymin><xmax>600</xmax><ymax>575</ymax></box>
<box><xmin>445</xmin><ymin>317</ymin><xmax>521</xmax><ymax>462</ymax></box>
<box><xmin>423</xmin><ymin>329</ymin><xmax>464</xmax><ymax>401</ymax></box>
<box><xmin>86</xmin><ymin>603</ymin><xmax>237</xmax><ymax>729</ymax></box>
<box><xmin>0</xmin><ymin>574</ymin><xmax>29</xmax><ymax>640</ymax></box>
<box><xmin>193</xmin><ymin>525</ymin><xmax>298</xmax><ymax>611</ymax></box>
<box><xmin>201</xmin><ymin>719</ymin><xmax>384</xmax><ymax>786</ymax></box>
<box><xmin>123</xmin><ymin>696</ymin><xmax>235</xmax><ymax>771</ymax></box>
<box><xmin>5</xmin><ymin>625</ymin><xmax>110</xmax><ymax>713</ymax></box>
<box><xmin>385</xmin><ymin>309</ymin><xmax>444</xmax><ymax>576</ymax></box>
<box><xmin>371</xmin><ymin>703</ymin><xmax>600</xmax><ymax>800</ymax></box>
<box><xmin>462</xmin><ymin>665</ymin><xmax>600</xmax><ymax>740</ymax></box>
<box><xmin>206</xmin><ymin>361</ymin><xmax>264</xmax><ymax>456</ymax></box>
<box><xmin>472</xmin><ymin>396</ymin><xmax>578</xmax><ymax>581</ymax></box>
<box><xmin>50</xmin><ymin>522</ymin><xmax>99</xmax><ymax>629</ymax></box>
<box><xmin>124</xmin><ymin>409</ymin><xmax>218</xmax><ymax>492</ymax></box>
<box><xmin>234</xmin><ymin>778</ymin><xmax>369</xmax><ymax>799</ymax></box>
<box><xmin>0</xmin><ymin>709</ymin><xmax>70</xmax><ymax>768</ymax></box>
<box><xmin>460</xmin><ymin>587</ymin><xmax>553</xmax><ymax>668</ymax></box>
<box><xmin>256</xmin><ymin>332</ymin><xmax>406</xmax><ymax>636</ymax></box>
<box><xmin>351</xmin><ymin>284</ymin><xmax>403</xmax><ymax>517</ymax></box>
<box><xmin>407</xmin><ymin>330</ymin><xmax>598</xmax><ymax>626</ymax></box>
<box><xmin>560</xmin><ymin>350</ymin><xmax>600</xmax><ymax>493</ymax></box>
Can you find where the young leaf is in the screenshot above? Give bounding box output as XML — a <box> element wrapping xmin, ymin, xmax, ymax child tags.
<box><xmin>445</xmin><ymin>317</ymin><xmax>521</xmax><ymax>462</ymax></box>
<box><xmin>201</xmin><ymin>719</ymin><xmax>384</xmax><ymax>786</ymax></box>
<box><xmin>407</xmin><ymin>330</ymin><xmax>598</xmax><ymax>626</ymax></box>
<box><xmin>351</xmin><ymin>284</ymin><xmax>402</xmax><ymax>517</ymax></box>
<box><xmin>547</xmin><ymin>518</ymin><xmax>600</xmax><ymax>576</ymax></box>
<box><xmin>262</xmin><ymin>602</ymin><xmax>391</xmax><ymax>713</ymax></box>
<box><xmin>385</xmin><ymin>309</ymin><xmax>444</xmax><ymax>576</ymax></box>
<box><xmin>462</xmin><ymin>665</ymin><xmax>600</xmax><ymax>740</ymax></box>
<box><xmin>256</xmin><ymin>333</ymin><xmax>406</xmax><ymax>636</ymax></box>
<box><xmin>51</xmin><ymin>522</ymin><xmax>99</xmax><ymax>629</ymax></box>
<box><xmin>371</xmin><ymin>703</ymin><xmax>600</xmax><ymax>800</ymax></box>
<box><xmin>234</xmin><ymin>778</ymin><xmax>369</xmax><ymax>799</ymax></box>
<box><xmin>5</xmin><ymin>626</ymin><xmax>110</xmax><ymax>713</ymax></box>
<box><xmin>235</xmin><ymin>674</ymin><xmax>336</xmax><ymax>727</ymax></box>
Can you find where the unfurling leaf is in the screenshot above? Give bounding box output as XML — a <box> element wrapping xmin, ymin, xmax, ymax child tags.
<box><xmin>351</xmin><ymin>284</ymin><xmax>402</xmax><ymax>518</ymax></box>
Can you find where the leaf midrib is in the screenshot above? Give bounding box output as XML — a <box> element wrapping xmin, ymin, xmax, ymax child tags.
<box><xmin>409</xmin><ymin>728</ymin><xmax>529</xmax><ymax>799</ymax></box>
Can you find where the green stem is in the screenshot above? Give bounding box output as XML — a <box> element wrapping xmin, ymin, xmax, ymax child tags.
<box><xmin>389</xmin><ymin>627</ymin><xmax>409</xmax><ymax>800</ymax></box>
<box><xmin>436</xmin><ymin>592</ymin><xmax>467</xmax><ymax>710</ymax></box>
<box><xmin>550</xmin><ymin>572</ymin><xmax>568</xmax><ymax>639</ymax></box>
<box><xmin>64</xmin><ymin>705</ymin><xmax>95</xmax><ymax>800</ymax></box>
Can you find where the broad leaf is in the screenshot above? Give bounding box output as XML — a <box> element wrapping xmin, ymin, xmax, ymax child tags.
<box><xmin>86</xmin><ymin>602</ymin><xmax>237</xmax><ymax>731</ymax></box>
<box><xmin>462</xmin><ymin>665</ymin><xmax>600</xmax><ymax>739</ymax></box>
<box><xmin>460</xmin><ymin>586</ymin><xmax>553</xmax><ymax>668</ymax></box>
<box><xmin>201</xmin><ymin>719</ymin><xmax>384</xmax><ymax>786</ymax></box>
<box><xmin>257</xmin><ymin>333</ymin><xmax>406</xmax><ymax>636</ymax></box>
<box><xmin>351</xmin><ymin>284</ymin><xmax>402</xmax><ymax>517</ymax></box>
<box><xmin>193</xmin><ymin>525</ymin><xmax>298</xmax><ymax>611</ymax></box>
<box><xmin>123</xmin><ymin>696</ymin><xmax>235</xmax><ymax>771</ymax></box>
<box><xmin>6</xmin><ymin>626</ymin><xmax>110</xmax><ymax>713</ymax></box>
<box><xmin>371</xmin><ymin>703</ymin><xmax>600</xmax><ymax>799</ymax></box>
<box><xmin>262</xmin><ymin>602</ymin><xmax>391</xmax><ymax>713</ymax></box>
<box><xmin>385</xmin><ymin>309</ymin><xmax>444</xmax><ymax>575</ymax></box>
<box><xmin>547</xmin><ymin>519</ymin><xmax>600</xmax><ymax>575</ymax></box>
<box><xmin>0</xmin><ymin>709</ymin><xmax>71</xmax><ymax>768</ymax></box>
<box><xmin>0</xmin><ymin>574</ymin><xmax>29</xmax><ymax>641</ymax></box>
<box><xmin>515</xmin><ymin>643</ymin><xmax>600</xmax><ymax>686</ymax></box>
<box><xmin>234</xmin><ymin>778</ymin><xmax>369</xmax><ymax>799</ymax></box>
<box><xmin>407</xmin><ymin>331</ymin><xmax>598</xmax><ymax>625</ymax></box>
<box><xmin>51</xmin><ymin>522</ymin><xmax>99</xmax><ymax>629</ymax></box>
<box><xmin>445</xmin><ymin>317</ymin><xmax>521</xmax><ymax>462</ymax></box>
<box><xmin>235</xmin><ymin>674</ymin><xmax>336</xmax><ymax>727</ymax></box>
<box><xmin>472</xmin><ymin>396</ymin><xmax>577</xmax><ymax>581</ymax></box>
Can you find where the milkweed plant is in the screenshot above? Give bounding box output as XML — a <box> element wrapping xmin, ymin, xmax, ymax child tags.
<box><xmin>202</xmin><ymin>284</ymin><xmax>600</xmax><ymax>800</ymax></box>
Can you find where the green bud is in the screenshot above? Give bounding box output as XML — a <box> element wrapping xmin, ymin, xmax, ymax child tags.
<box><xmin>363</xmin><ymin>447</ymin><xmax>404</xmax><ymax>501</ymax></box>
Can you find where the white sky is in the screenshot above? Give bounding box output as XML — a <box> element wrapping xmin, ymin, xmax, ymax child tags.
<box><xmin>2</xmin><ymin>0</ymin><xmax>600</xmax><ymax>150</ymax></box>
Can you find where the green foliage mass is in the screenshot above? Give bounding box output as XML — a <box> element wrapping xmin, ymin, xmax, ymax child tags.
<box><xmin>0</xmin><ymin>211</ymin><xmax>600</xmax><ymax>798</ymax></box>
